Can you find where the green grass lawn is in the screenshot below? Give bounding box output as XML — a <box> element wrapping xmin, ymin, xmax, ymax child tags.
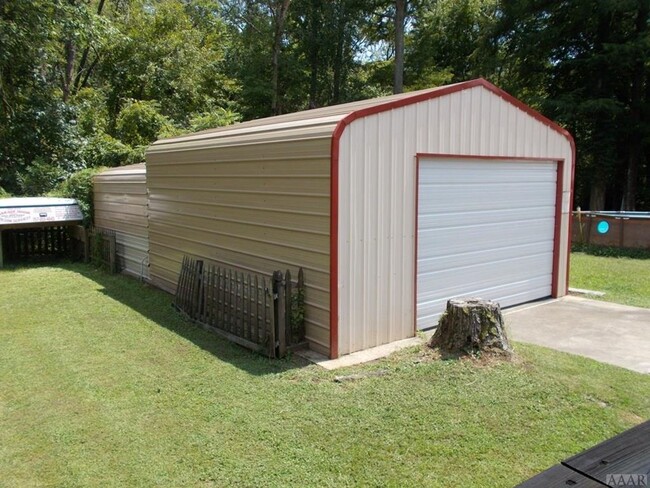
<box><xmin>1</xmin><ymin>263</ymin><xmax>649</xmax><ymax>487</ymax></box>
<box><xmin>570</xmin><ymin>249</ymin><xmax>650</xmax><ymax>308</ymax></box>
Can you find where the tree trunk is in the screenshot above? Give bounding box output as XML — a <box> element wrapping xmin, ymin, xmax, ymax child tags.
<box><xmin>393</xmin><ymin>0</ymin><xmax>406</xmax><ymax>94</ymax></box>
<box><xmin>589</xmin><ymin>180</ymin><xmax>606</xmax><ymax>210</ymax></box>
<box><xmin>73</xmin><ymin>0</ymin><xmax>106</xmax><ymax>94</ymax></box>
<box><xmin>62</xmin><ymin>39</ymin><xmax>76</xmax><ymax>102</ymax></box>
<box><xmin>621</xmin><ymin>1</ymin><xmax>648</xmax><ymax>211</ymax></box>
<box><xmin>332</xmin><ymin>0</ymin><xmax>346</xmax><ymax>104</ymax></box>
<box><xmin>428</xmin><ymin>298</ymin><xmax>511</xmax><ymax>354</ymax></box>
<box><xmin>271</xmin><ymin>0</ymin><xmax>291</xmax><ymax>115</ymax></box>
<box><xmin>307</xmin><ymin>0</ymin><xmax>320</xmax><ymax>109</ymax></box>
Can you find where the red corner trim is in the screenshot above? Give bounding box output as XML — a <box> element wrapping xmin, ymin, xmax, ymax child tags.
<box><xmin>552</xmin><ymin>160</ymin><xmax>565</xmax><ymax>297</ymax></box>
<box><xmin>329</xmin><ymin>78</ymin><xmax>575</xmax><ymax>359</ymax></box>
<box><xmin>565</xmin><ymin>138</ymin><xmax>577</xmax><ymax>294</ymax></box>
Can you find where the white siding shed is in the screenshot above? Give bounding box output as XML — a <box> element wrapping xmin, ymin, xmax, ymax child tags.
<box><xmin>147</xmin><ymin>79</ymin><xmax>574</xmax><ymax>359</ymax></box>
<box><xmin>94</xmin><ymin>164</ymin><xmax>149</xmax><ymax>279</ymax></box>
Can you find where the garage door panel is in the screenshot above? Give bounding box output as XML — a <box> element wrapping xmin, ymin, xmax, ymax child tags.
<box><xmin>418</xmin><ymin>242</ymin><xmax>553</xmax><ymax>274</ymax></box>
<box><xmin>419</xmin><ymin>220</ymin><xmax>555</xmax><ymax>257</ymax></box>
<box><xmin>417</xmin><ymin>253</ymin><xmax>553</xmax><ymax>300</ymax></box>
<box><xmin>418</xmin><ymin>205</ymin><xmax>556</xmax><ymax>228</ymax></box>
<box><xmin>416</xmin><ymin>157</ymin><xmax>557</xmax><ymax>330</ymax></box>
<box><xmin>419</xmin><ymin>161</ymin><xmax>558</xmax><ymax>184</ymax></box>
<box><xmin>419</xmin><ymin>183</ymin><xmax>557</xmax><ymax>213</ymax></box>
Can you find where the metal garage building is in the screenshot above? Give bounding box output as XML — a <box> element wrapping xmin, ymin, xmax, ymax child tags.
<box><xmin>94</xmin><ymin>163</ymin><xmax>149</xmax><ymax>279</ymax></box>
<box><xmin>145</xmin><ymin>78</ymin><xmax>574</xmax><ymax>359</ymax></box>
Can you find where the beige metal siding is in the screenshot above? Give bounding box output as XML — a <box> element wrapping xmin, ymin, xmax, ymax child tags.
<box><xmin>337</xmin><ymin>85</ymin><xmax>573</xmax><ymax>356</ymax></box>
<box><xmin>94</xmin><ymin>164</ymin><xmax>149</xmax><ymax>278</ymax></box>
<box><xmin>146</xmin><ymin>137</ymin><xmax>332</xmax><ymax>356</ymax></box>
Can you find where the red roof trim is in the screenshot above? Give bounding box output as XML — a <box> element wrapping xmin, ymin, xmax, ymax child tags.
<box><xmin>328</xmin><ymin>78</ymin><xmax>575</xmax><ymax>359</ymax></box>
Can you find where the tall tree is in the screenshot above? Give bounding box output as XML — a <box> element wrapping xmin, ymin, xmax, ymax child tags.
<box><xmin>270</xmin><ymin>0</ymin><xmax>291</xmax><ymax>114</ymax></box>
<box><xmin>484</xmin><ymin>0</ymin><xmax>650</xmax><ymax>210</ymax></box>
<box><xmin>393</xmin><ymin>0</ymin><xmax>406</xmax><ymax>93</ymax></box>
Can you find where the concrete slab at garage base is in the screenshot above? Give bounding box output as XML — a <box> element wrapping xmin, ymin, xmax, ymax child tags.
<box><xmin>504</xmin><ymin>295</ymin><xmax>650</xmax><ymax>374</ymax></box>
<box><xmin>298</xmin><ymin>337</ymin><xmax>423</xmax><ymax>370</ymax></box>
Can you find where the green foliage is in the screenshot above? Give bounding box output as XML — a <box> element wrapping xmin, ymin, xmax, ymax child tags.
<box><xmin>189</xmin><ymin>108</ymin><xmax>242</xmax><ymax>132</ymax></box>
<box><xmin>0</xmin><ymin>187</ymin><xmax>11</xmax><ymax>198</ymax></box>
<box><xmin>91</xmin><ymin>231</ymin><xmax>105</xmax><ymax>266</ymax></box>
<box><xmin>73</xmin><ymin>88</ymin><xmax>110</xmax><ymax>136</ymax></box>
<box><xmin>290</xmin><ymin>286</ymin><xmax>305</xmax><ymax>342</ymax></box>
<box><xmin>114</xmin><ymin>100</ymin><xmax>172</xmax><ymax>147</ymax></box>
<box><xmin>407</xmin><ymin>0</ymin><xmax>498</xmax><ymax>85</ymax></box>
<box><xmin>482</xmin><ymin>0</ymin><xmax>650</xmax><ymax>210</ymax></box>
<box><xmin>1</xmin><ymin>263</ymin><xmax>649</xmax><ymax>486</ymax></box>
<box><xmin>17</xmin><ymin>158</ymin><xmax>67</xmax><ymax>196</ymax></box>
<box><xmin>49</xmin><ymin>167</ymin><xmax>107</xmax><ymax>225</ymax></box>
<box><xmin>572</xmin><ymin>243</ymin><xmax>650</xmax><ymax>260</ymax></box>
<box><xmin>100</xmin><ymin>0</ymin><xmax>238</xmax><ymax>124</ymax></box>
<box><xmin>571</xmin><ymin>251</ymin><xmax>650</xmax><ymax>308</ymax></box>
<box><xmin>80</xmin><ymin>133</ymin><xmax>143</xmax><ymax>168</ymax></box>
<box><xmin>1</xmin><ymin>0</ymin><xmax>648</xmax><ymax>210</ymax></box>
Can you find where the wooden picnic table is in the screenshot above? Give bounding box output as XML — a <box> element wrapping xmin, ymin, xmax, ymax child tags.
<box><xmin>517</xmin><ymin>420</ymin><xmax>650</xmax><ymax>487</ymax></box>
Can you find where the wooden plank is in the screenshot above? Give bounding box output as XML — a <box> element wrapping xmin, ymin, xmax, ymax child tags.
<box><xmin>231</xmin><ymin>269</ymin><xmax>237</xmax><ymax>334</ymax></box>
<box><xmin>196</xmin><ymin>260</ymin><xmax>204</xmax><ymax>321</ymax></box>
<box><xmin>515</xmin><ymin>464</ymin><xmax>604</xmax><ymax>487</ymax></box>
<box><xmin>243</xmin><ymin>272</ymin><xmax>250</xmax><ymax>341</ymax></box>
<box><xmin>181</xmin><ymin>257</ymin><xmax>190</xmax><ymax>310</ymax></box>
<box><xmin>218</xmin><ymin>267</ymin><xmax>224</xmax><ymax>326</ymax></box>
<box><xmin>210</xmin><ymin>265</ymin><xmax>217</xmax><ymax>326</ymax></box>
<box><xmin>189</xmin><ymin>317</ymin><xmax>264</xmax><ymax>353</ymax></box>
<box><xmin>236</xmin><ymin>271</ymin><xmax>242</xmax><ymax>336</ymax></box>
<box><xmin>227</xmin><ymin>268</ymin><xmax>233</xmax><ymax>333</ymax></box>
<box><xmin>175</xmin><ymin>256</ymin><xmax>186</xmax><ymax>309</ymax></box>
<box><xmin>268</xmin><ymin>280</ymin><xmax>276</xmax><ymax>358</ymax></box>
<box><xmin>275</xmin><ymin>271</ymin><xmax>286</xmax><ymax>358</ymax></box>
<box><xmin>182</xmin><ymin>257</ymin><xmax>192</xmax><ymax>314</ymax></box>
<box><xmin>262</xmin><ymin>278</ymin><xmax>268</xmax><ymax>350</ymax></box>
<box><xmin>563</xmin><ymin>420</ymin><xmax>650</xmax><ymax>484</ymax></box>
<box><xmin>254</xmin><ymin>275</ymin><xmax>261</xmax><ymax>344</ymax></box>
<box><xmin>297</xmin><ymin>267</ymin><xmax>305</xmax><ymax>340</ymax></box>
<box><xmin>285</xmin><ymin>269</ymin><xmax>292</xmax><ymax>346</ymax></box>
<box><xmin>188</xmin><ymin>259</ymin><xmax>198</xmax><ymax>318</ymax></box>
<box><xmin>200</xmin><ymin>265</ymin><xmax>207</xmax><ymax>323</ymax></box>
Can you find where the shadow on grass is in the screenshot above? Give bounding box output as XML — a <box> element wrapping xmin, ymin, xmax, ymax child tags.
<box><xmin>68</xmin><ymin>262</ymin><xmax>310</xmax><ymax>376</ymax></box>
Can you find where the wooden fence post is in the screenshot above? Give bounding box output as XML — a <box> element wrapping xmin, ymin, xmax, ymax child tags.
<box><xmin>193</xmin><ymin>260</ymin><xmax>204</xmax><ymax>319</ymax></box>
<box><xmin>297</xmin><ymin>267</ymin><xmax>305</xmax><ymax>342</ymax></box>
<box><xmin>267</xmin><ymin>278</ymin><xmax>276</xmax><ymax>358</ymax></box>
<box><xmin>108</xmin><ymin>233</ymin><xmax>117</xmax><ymax>273</ymax></box>
<box><xmin>285</xmin><ymin>269</ymin><xmax>292</xmax><ymax>347</ymax></box>
<box><xmin>274</xmin><ymin>270</ymin><xmax>286</xmax><ymax>358</ymax></box>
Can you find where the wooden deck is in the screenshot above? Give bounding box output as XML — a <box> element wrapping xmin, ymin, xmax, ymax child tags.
<box><xmin>517</xmin><ymin>420</ymin><xmax>650</xmax><ymax>487</ymax></box>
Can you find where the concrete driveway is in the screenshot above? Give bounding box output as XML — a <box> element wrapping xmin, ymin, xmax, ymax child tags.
<box><xmin>504</xmin><ymin>295</ymin><xmax>650</xmax><ymax>374</ymax></box>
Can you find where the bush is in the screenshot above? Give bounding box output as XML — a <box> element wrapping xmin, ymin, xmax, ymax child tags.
<box><xmin>80</xmin><ymin>133</ymin><xmax>144</xmax><ymax>168</ymax></box>
<box><xmin>0</xmin><ymin>187</ymin><xmax>10</xmax><ymax>198</ymax></box>
<box><xmin>50</xmin><ymin>167</ymin><xmax>107</xmax><ymax>225</ymax></box>
<box><xmin>17</xmin><ymin>157</ymin><xmax>67</xmax><ymax>195</ymax></box>
<box><xmin>189</xmin><ymin>108</ymin><xmax>241</xmax><ymax>132</ymax></box>
<box><xmin>115</xmin><ymin>99</ymin><xmax>172</xmax><ymax>147</ymax></box>
<box><xmin>572</xmin><ymin>243</ymin><xmax>650</xmax><ymax>260</ymax></box>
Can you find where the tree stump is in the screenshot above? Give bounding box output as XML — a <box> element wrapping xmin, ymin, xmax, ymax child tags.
<box><xmin>428</xmin><ymin>298</ymin><xmax>511</xmax><ymax>354</ymax></box>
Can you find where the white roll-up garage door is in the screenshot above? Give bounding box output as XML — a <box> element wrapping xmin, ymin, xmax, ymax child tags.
<box><xmin>416</xmin><ymin>157</ymin><xmax>558</xmax><ymax>330</ymax></box>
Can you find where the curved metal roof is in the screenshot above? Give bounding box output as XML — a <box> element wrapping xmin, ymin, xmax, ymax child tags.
<box><xmin>147</xmin><ymin>79</ymin><xmax>573</xmax><ymax>157</ymax></box>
